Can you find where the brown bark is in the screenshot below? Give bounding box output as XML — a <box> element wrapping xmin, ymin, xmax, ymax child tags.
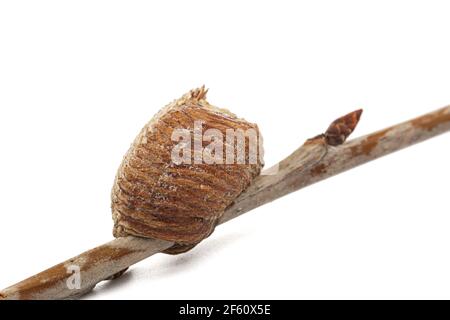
<box><xmin>1</xmin><ymin>105</ymin><xmax>449</xmax><ymax>300</ymax></box>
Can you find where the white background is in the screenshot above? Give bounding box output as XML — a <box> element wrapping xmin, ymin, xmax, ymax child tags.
<box><xmin>0</xmin><ymin>1</ymin><xmax>449</xmax><ymax>300</ymax></box>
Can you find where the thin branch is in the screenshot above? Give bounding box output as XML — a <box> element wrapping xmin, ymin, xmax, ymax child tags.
<box><xmin>223</xmin><ymin>106</ymin><xmax>450</xmax><ymax>222</ymax></box>
<box><xmin>1</xmin><ymin>106</ymin><xmax>449</xmax><ymax>300</ymax></box>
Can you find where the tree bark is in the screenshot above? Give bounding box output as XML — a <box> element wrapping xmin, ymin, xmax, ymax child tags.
<box><xmin>1</xmin><ymin>105</ymin><xmax>449</xmax><ymax>300</ymax></box>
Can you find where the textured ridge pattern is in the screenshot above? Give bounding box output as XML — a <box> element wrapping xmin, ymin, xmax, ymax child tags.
<box><xmin>112</xmin><ymin>87</ymin><xmax>264</xmax><ymax>254</ymax></box>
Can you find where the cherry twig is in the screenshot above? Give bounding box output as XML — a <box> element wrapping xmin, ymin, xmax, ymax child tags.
<box><xmin>1</xmin><ymin>105</ymin><xmax>449</xmax><ymax>300</ymax></box>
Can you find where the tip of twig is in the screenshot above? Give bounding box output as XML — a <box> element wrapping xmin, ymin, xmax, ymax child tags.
<box><xmin>324</xmin><ymin>109</ymin><xmax>363</xmax><ymax>146</ymax></box>
<box><xmin>354</xmin><ymin>108</ymin><xmax>363</xmax><ymax>118</ymax></box>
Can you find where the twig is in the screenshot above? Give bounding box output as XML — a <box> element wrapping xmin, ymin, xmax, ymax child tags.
<box><xmin>1</xmin><ymin>106</ymin><xmax>449</xmax><ymax>300</ymax></box>
<box><xmin>224</xmin><ymin>106</ymin><xmax>450</xmax><ymax>222</ymax></box>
